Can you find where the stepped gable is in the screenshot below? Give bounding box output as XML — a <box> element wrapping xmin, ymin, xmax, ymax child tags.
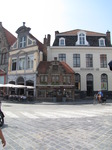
<box><xmin>37</xmin><ymin>60</ymin><xmax>74</xmax><ymax>74</ymax></box>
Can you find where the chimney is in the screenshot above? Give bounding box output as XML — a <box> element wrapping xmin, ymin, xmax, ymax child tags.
<box><xmin>106</xmin><ymin>30</ymin><xmax>111</xmax><ymax>45</ymax></box>
<box><xmin>55</xmin><ymin>31</ymin><xmax>59</xmax><ymax>38</ymax></box>
<box><xmin>0</xmin><ymin>22</ymin><xmax>2</xmax><ymax>27</ymax></box>
<box><xmin>23</xmin><ymin>22</ymin><xmax>25</xmax><ymax>26</ymax></box>
<box><xmin>47</xmin><ymin>34</ymin><xmax>51</xmax><ymax>46</ymax></box>
<box><xmin>43</xmin><ymin>35</ymin><xmax>47</xmax><ymax>45</ymax></box>
<box><xmin>54</xmin><ymin>57</ymin><xmax>57</xmax><ymax>61</ymax></box>
<box><xmin>43</xmin><ymin>34</ymin><xmax>51</xmax><ymax>46</ymax></box>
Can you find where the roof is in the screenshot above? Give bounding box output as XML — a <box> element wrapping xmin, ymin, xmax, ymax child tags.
<box><xmin>29</xmin><ymin>33</ymin><xmax>44</xmax><ymax>51</ymax></box>
<box><xmin>37</xmin><ymin>61</ymin><xmax>75</xmax><ymax>74</ymax></box>
<box><xmin>58</xmin><ymin>29</ymin><xmax>106</xmax><ymax>36</ymax></box>
<box><xmin>53</xmin><ymin>29</ymin><xmax>111</xmax><ymax>47</ymax></box>
<box><xmin>15</xmin><ymin>23</ymin><xmax>44</xmax><ymax>52</ymax></box>
<box><xmin>37</xmin><ymin>61</ymin><xmax>51</xmax><ymax>74</ymax></box>
<box><xmin>3</xmin><ymin>27</ymin><xmax>16</xmax><ymax>46</ymax></box>
<box><xmin>60</xmin><ymin>61</ymin><xmax>74</xmax><ymax>73</ymax></box>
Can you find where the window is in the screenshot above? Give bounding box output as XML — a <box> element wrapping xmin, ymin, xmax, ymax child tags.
<box><xmin>40</xmin><ymin>75</ymin><xmax>48</xmax><ymax>83</ymax></box>
<box><xmin>59</xmin><ymin>38</ymin><xmax>65</xmax><ymax>46</ymax></box>
<box><xmin>0</xmin><ymin>76</ymin><xmax>4</xmax><ymax>84</ymax></box>
<box><xmin>19</xmin><ymin>57</ymin><xmax>25</xmax><ymax>70</ymax></box>
<box><xmin>76</xmin><ymin>31</ymin><xmax>89</xmax><ymax>46</ymax></box>
<box><xmin>79</xmin><ymin>33</ymin><xmax>85</xmax><ymax>45</ymax></box>
<box><xmin>27</xmin><ymin>54</ymin><xmax>34</xmax><ymax>69</ymax></box>
<box><xmin>86</xmin><ymin>54</ymin><xmax>93</xmax><ymax>67</ymax></box>
<box><xmin>52</xmin><ymin>65</ymin><xmax>58</xmax><ymax>72</ymax></box>
<box><xmin>101</xmin><ymin>74</ymin><xmax>108</xmax><ymax>90</ymax></box>
<box><xmin>75</xmin><ymin>73</ymin><xmax>80</xmax><ymax>90</ymax></box>
<box><xmin>99</xmin><ymin>38</ymin><xmax>105</xmax><ymax>46</ymax></box>
<box><xmin>63</xmin><ymin>76</ymin><xmax>71</xmax><ymax>84</ymax></box>
<box><xmin>12</xmin><ymin>58</ymin><xmax>17</xmax><ymax>71</ymax></box>
<box><xmin>52</xmin><ymin>75</ymin><xmax>59</xmax><ymax>84</ymax></box>
<box><xmin>73</xmin><ymin>54</ymin><xmax>80</xmax><ymax>67</ymax></box>
<box><xmin>59</xmin><ymin>54</ymin><xmax>66</xmax><ymax>62</ymax></box>
<box><xmin>100</xmin><ymin>54</ymin><xmax>107</xmax><ymax>68</ymax></box>
<box><xmin>1</xmin><ymin>51</ymin><xmax>8</xmax><ymax>65</ymax></box>
<box><xmin>19</xmin><ymin>36</ymin><xmax>26</xmax><ymax>48</ymax></box>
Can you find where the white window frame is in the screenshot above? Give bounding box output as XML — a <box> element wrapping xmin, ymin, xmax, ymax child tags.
<box><xmin>99</xmin><ymin>38</ymin><xmax>105</xmax><ymax>47</ymax></box>
<box><xmin>27</xmin><ymin>54</ymin><xmax>34</xmax><ymax>69</ymax></box>
<box><xmin>58</xmin><ymin>54</ymin><xmax>66</xmax><ymax>62</ymax></box>
<box><xmin>59</xmin><ymin>37</ymin><xmax>65</xmax><ymax>46</ymax></box>
<box><xmin>19</xmin><ymin>56</ymin><xmax>25</xmax><ymax>70</ymax></box>
<box><xmin>19</xmin><ymin>36</ymin><xmax>26</xmax><ymax>48</ymax></box>
<box><xmin>76</xmin><ymin>31</ymin><xmax>89</xmax><ymax>46</ymax></box>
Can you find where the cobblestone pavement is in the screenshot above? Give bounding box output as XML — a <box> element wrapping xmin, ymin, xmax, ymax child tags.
<box><xmin>0</xmin><ymin>101</ymin><xmax>112</xmax><ymax>150</ymax></box>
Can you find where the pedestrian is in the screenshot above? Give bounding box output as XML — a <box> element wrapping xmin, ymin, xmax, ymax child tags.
<box><xmin>97</xmin><ymin>90</ymin><xmax>103</xmax><ymax>103</ymax></box>
<box><xmin>93</xmin><ymin>93</ymin><xmax>97</xmax><ymax>104</ymax></box>
<box><xmin>0</xmin><ymin>129</ymin><xmax>6</xmax><ymax>147</ymax></box>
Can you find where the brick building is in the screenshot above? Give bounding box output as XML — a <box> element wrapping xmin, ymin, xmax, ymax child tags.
<box><xmin>36</xmin><ymin>57</ymin><xmax>75</xmax><ymax>101</ymax></box>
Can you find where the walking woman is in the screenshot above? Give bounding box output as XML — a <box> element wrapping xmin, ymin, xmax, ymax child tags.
<box><xmin>0</xmin><ymin>129</ymin><xmax>6</xmax><ymax>147</ymax></box>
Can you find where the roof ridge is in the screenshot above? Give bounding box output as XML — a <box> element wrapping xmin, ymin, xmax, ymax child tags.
<box><xmin>58</xmin><ymin>29</ymin><xmax>106</xmax><ymax>36</ymax></box>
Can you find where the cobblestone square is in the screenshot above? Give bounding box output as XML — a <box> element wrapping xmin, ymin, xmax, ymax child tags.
<box><xmin>1</xmin><ymin>101</ymin><xmax>112</xmax><ymax>150</ymax></box>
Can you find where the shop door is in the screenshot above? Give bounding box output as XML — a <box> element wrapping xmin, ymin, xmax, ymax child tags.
<box><xmin>87</xmin><ymin>74</ymin><xmax>93</xmax><ymax>96</ymax></box>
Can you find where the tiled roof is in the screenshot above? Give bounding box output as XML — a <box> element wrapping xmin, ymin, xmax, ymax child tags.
<box><xmin>60</xmin><ymin>62</ymin><xmax>74</xmax><ymax>73</ymax></box>
<box><xmin>3</xmin><ymin>27</ymin><xmax>16</xmax><ymax>46</ymax></box>
<box><xmin>29</xmin><ymin>33</ymin><xmax>44</xmax><ymax>51</ymax></box>
<box><xmin>37</xmin><ymin>61</ymin><xmax>75</xmax><ymax>74</ymax></box>
<box><xmin>58</xmin><ymin>29</ymin><xmax>106</xmax><ymax>36</ymax></box>
<box><xmin>53</xmin><ymin>29</ymin><xmax>111</xmax><ymax>47</ymax></box>
<box><xmin>37</xmin><ymin>61</ymin><xmax>51</xmax><ymax>74</ymax></box>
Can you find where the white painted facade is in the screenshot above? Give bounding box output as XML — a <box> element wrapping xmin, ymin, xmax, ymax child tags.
<box><xmin>47</xmin><ymin>46</ymin><xmax>112</xmax><ymax>97</ymax></box>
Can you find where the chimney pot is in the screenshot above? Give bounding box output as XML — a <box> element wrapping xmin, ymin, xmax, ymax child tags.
<box><xmin>23</xmin><ymin>22</ymin><xmax>25</xmax><ymax>26</ymax></box>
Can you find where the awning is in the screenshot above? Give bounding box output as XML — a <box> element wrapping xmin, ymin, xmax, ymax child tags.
<box><xmin>36</xmin><ymin>84</ymin><xmax>75</xmax><ymax>87</ymax></box>
<box><xmin>0</xmin><ymin>84</ymin><xmax>35</xmax><ymax>89</ymax></box>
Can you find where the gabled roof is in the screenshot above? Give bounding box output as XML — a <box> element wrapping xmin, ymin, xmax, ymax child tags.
<box><xmin>60</xmin><ymin>62</ymin><xmax>74</xmax><ymax>73</ymax></box>
<box><xmin>3</xmin><ymin>27</ymin><xmax>16</xmax><ymax>46</ymax></box>
<box><xmin>37</xmin><ymin>61</ymin><xmax>75</xmax><ymax>74</ymax></box>
<box><xmin>37</xmin><ymin>61</ymin><xmax>51</xmax><ymax>74</ymax></box>
<box><xmin>29</xmin><ymin>33</ymin><xmax>44</xmax><ymax>51</ymax></box>
<box><xmin>15</xmin><ymin>23</ymin><xmax>44</xmax><ymax>51</ymax></box>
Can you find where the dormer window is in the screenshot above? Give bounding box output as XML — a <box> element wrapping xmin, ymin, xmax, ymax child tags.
<box><xmin>79</xmin><ymin>33</ymin><xmax>85</xmax><ymax>45</ymax></box>
<box><xmin>99</xmin><ymin>38</ymin><xmax>105</xmax><ymax>46</ymax></box>
<box><xmin>59</xmin><ymin>37</ymin><xmax>65</xmax><ymax>46</ymax></box>
<box><xmin>19</xmin><ymin>36</ymin><xmax>26</xmax><ymax>48</ymax></box>
<box><xmin>76</xmin><ymin>31</ymin><xmax>89</xmax><ymax>46</ymax></box>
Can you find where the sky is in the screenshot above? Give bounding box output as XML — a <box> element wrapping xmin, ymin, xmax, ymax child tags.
<box><xmin>0</xmin><ymin>0</ymin><xmax>112</xmax><ymax>45</ymax></box>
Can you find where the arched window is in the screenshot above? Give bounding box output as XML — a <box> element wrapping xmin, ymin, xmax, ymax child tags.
<box><xmin>86</xmin><ymin>74</ymin><xmax>93</xmax><ymax>96</ymax></box>
<box><xmin>26</xmin><ymin>80</ymin><xmax>34</xmax><ymax>86</ymax></box>
<box><xmin>101</xmin><ymin>74</ymin><xmax>108</xmax><ymax>90</ymax></box>
<box><xmin>17</xmin><ymin>77</ymin><xmax>24</xmax><ymax>85</ymax></box>
<box><xmin>76</xmin><ymin>31</ymin><xmax>89</xmax><ymax>46</ymax></box>
<box><xmin>75</xmin><ymin>73</ymin><xmax>81</xmax><ymax>90</ymax></box>
<box><xmin>59</xmin><ymin>37</ymin><xmax>65</xmax><ymax>46</ymax></box>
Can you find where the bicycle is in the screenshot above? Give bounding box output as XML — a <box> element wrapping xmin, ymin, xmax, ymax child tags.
<box><xmin>93</xmin><ymin>94</ymin><xmax>106</xmax><ymax>105</ymax></box>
